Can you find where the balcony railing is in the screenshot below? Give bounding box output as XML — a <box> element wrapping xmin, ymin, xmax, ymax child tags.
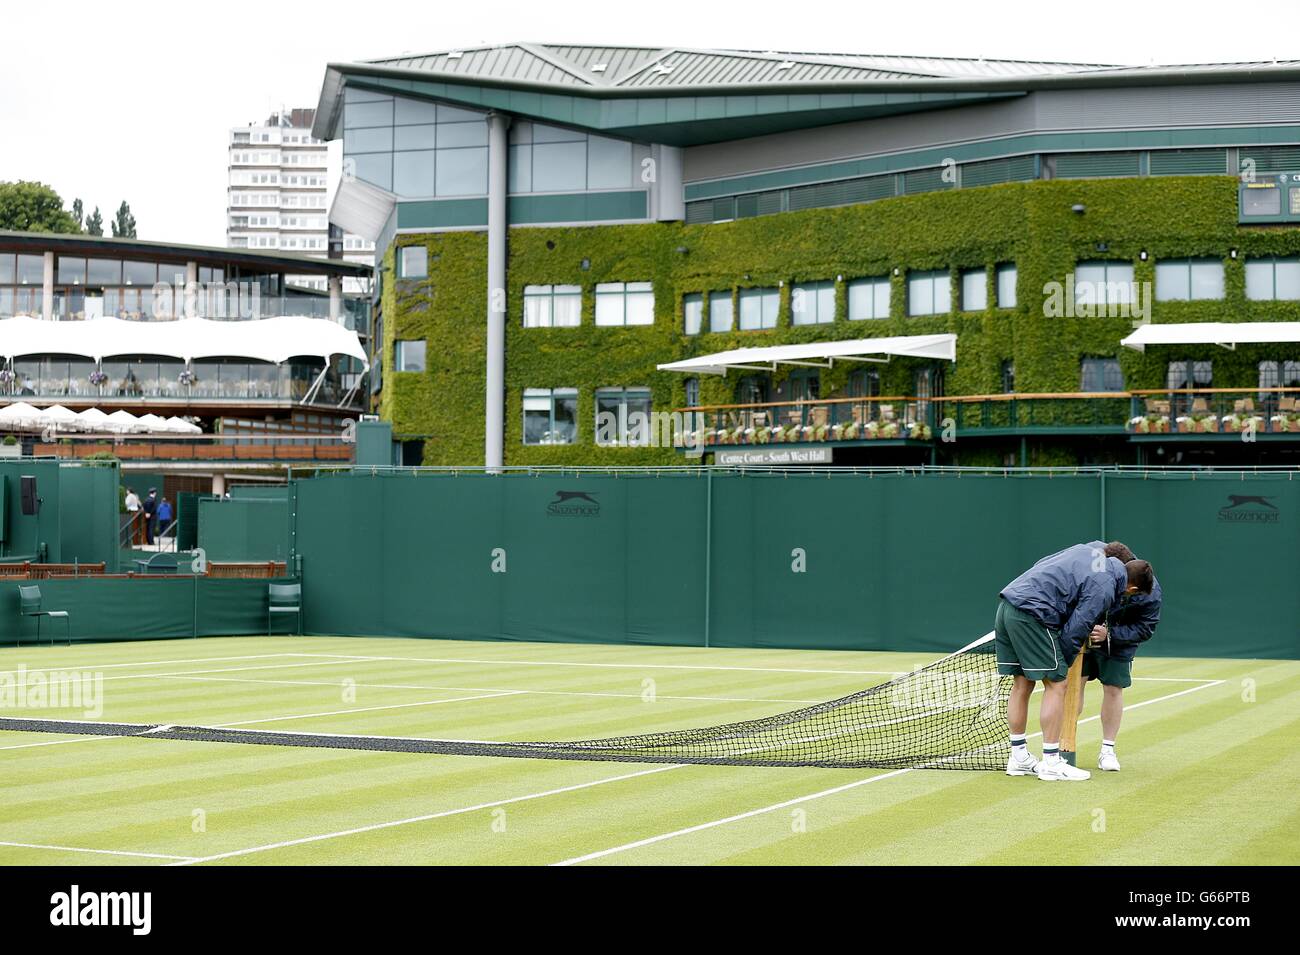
<box><xmin>676</xmin><ymin>388</ymin><xmax>1300</xmax><ymax>446</ymax></box>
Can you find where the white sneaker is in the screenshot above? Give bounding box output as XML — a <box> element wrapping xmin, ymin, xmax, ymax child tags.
<box><xmin>1006</xmin><ymin>752</ymin><xmax>1040</xmax><ymax>776</ymax></box>
<box><xmin>1098</xmin><ymin>751</ymin><xmax>1121</xmax><ymax>772</ymax></box>
<box><xmin>1037</xmin><ymin>759</ymin><xmax>1091</xmax><ymax>782</ymax></box>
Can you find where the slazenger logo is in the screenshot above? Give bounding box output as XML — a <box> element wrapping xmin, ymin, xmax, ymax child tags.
<box><xmin>546</xmin><ymin>490</ymin><xmax>600</xmax><ymax>517</ymax></box>
<box><xmin>1218</xmin><ymin>494</ymin><xmax>1280</xmax><ymax>523</ymax></box>
<box><xmin>50</xmin><ymin>885</ymin><xmax>151</xmax><ymax>935</ymax></box>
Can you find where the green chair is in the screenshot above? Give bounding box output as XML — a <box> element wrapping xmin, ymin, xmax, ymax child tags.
<box><xmin>18</xmin><ymin>585</ymin><xmax>71</xmax><ymax>647</ymax></box>
<box><xmin>133</xmin><ymin>552</ymin><xmax>181</xmax><ymax>575</ymax></box>
<box><xmin>267</xmin><ymin>582</ymin><xmax>302</xmax><ymax>636</ymax></box>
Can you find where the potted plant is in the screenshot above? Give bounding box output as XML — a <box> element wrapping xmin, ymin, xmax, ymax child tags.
<box><xmin>842</xmin><ymin>421</ymin><xmax>859</xmax><ymax>440</ymax></box>
<box><xmin>0</xmin><ymin>434</ymin><xmax>19</xmax><ymax>458</ymax></box>
<box><xmin>179</xmin><ymin>368</ymin><xmax>199</xmax><ymax>387</ymax></box>
<box><xmin>909</xmin><ymin>421</ymin><xmax>933</xmax><ymax>440</ymax></box>
<box><xmin>1175</xmin><ymin>415</ymin><xmax>1192</xmax><ymax>434</ymax></box>
<box><xmin>1149</xmin><ymin>415</ymin><xmax>1171</xmax><ymax>434</ymax></box>
<box><xmin>813</xmin><ymin>423</ymin><xmax>830</xmax><ymax>442</ymax></box>
<box><xmin>1129</xmin><ymin>415</ymin><xmax>1150</xmax><ymax>434</ymax></box>
<box><xmin>880</xmin><ymin>421</ymin><xmax>900</xmax><ymax>438</ymax></box>
<box><xmin>89</xmin><ymin>370</ymin><xmax>109</xmax><ymax>389</ymax></box>
<box><xmin>864</xmin><ymin>421</ymin><xmax>880</xmax><ymax>440</ymax></box>
<box><xmin>1221</xmin><ymin>413</ymin><xmax>1241</xmax><ymax>433</ymax></box>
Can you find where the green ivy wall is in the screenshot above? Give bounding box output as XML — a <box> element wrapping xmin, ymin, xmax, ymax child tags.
<box><xmin>379</xmin><ymin>175</ymin><xmax>1300</xmax><ymax>466</ymax></box>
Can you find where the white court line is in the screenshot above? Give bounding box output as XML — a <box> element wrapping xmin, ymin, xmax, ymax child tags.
<box><xmin>93</xmin><ymin>659</ymin><xmax>365</xmax><ymax>683</ymax></box>
<box><xmin>167</xmin><ymin>763</ymin><xmax>687</xmax><ymax>866</ymax></box>
<box><xmin>550</xmin><ymin>678</ymin><xmax>1228</xmax><ymax>866</ymax></box>
<box><xmin>148</xmin><ymin>674</ymin><xmax>822</xmax><ymax>706</ymax></box>
<box><xmin>0</xmin><ymin>840</ymin><xmax>196</xmax><ymax>861</ymax></box>
<box><xmin>285</xmin><ymin>651</ymin><xmax>905</xmax><ymax>677</ymax></box>
<box><xmin>0</xmin><ymin>653</ymin><xmax>304</xmax><ymax>674</ymax></box>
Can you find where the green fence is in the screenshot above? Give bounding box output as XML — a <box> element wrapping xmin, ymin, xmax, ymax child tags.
<box><xmin>58</xmin><ymin>464</ymin><xmax>120</xmax><ymax>572</ymax></box>
<box><xmin>291</xmin><ymin>468</ymin><xmax>1300</xmax><ymax>659</ymax></box>
<box><xmin>0</xmin><ymin>576</ymin><xmax>287</xmax><ymax>645</ymax></box>
<box><xmin>198</xmin><ymin>497</ymin><xmax>290</xmax><ymax>562</ymax></box>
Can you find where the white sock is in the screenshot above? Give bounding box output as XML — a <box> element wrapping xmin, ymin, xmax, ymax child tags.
<box><xmin>1043</xmin><ymin>745</ymin><xmax>1061</xmax><ymax>765</ymax></box>
<box><xmin>1010</xmin><ymin>733</ymin><xmax>1031</xmax><ymax>760</ymax></box>
<box><xmin>1101</xmin><ymin>740</ymin><xmax>1115</xmax><ymax>754</ymax></box>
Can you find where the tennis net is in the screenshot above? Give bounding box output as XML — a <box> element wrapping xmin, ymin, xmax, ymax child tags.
<box><xmin>0</xmin><ymin>633</ymin><xmax>1012</xmax><ymax>770</ymax></box>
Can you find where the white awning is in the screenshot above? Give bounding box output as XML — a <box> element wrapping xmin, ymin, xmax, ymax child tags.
<box><xmin>656</xmin><ymin>334</ymin><xmax>957</xmax><ymax>376</ymax></box>
<box><xmin>329</xmin><ymin>177</ymin><xmax>396</xmax><ymax>244</ymax></box>
<box><xmin>1121</xmin><ymin>322</ymin><xmax>1300</xmax><ymax>352</ymax></box>
<box><xmin>0</xmin><ymin>316</ymin><xmax>368</xmax><ymax>369</ymax></box>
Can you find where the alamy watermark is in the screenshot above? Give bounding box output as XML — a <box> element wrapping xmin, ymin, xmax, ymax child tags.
<box><xmin>0</xmin><ymin>665</ymin><xmax>103</xmax><ymax>718</ymax></box>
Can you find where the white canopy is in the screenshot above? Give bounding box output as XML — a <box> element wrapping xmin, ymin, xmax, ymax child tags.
<box><xmin>1121</xmin><ymin>322</ymin><xmax>1300</xmax><ymax>352</ymax></box>
<box><xmin>0</xmin><ymin>402</ymin><xmax>43</xmax><ymax>427</ymax></box>
<box><xmin>76</xmin><ymin>407</ymin><xmax>110</xmax><ymax>427</ymax></box>
<box><xmin>0</xmin><ymin>316</ymin><xmax>368</xmax><ymax>369</ymax></box>
<box><xmin>105</xmin><ymin>410</ymin><xmax>146</xmax><ymax>433</ymax></box>
<box><xmin>656</xmin><ymin>334</ymin><xmax>957</xmax><ymax>376</ymax></box>
<box><xmin>164</xmin><ymin>415</ymin><xmax>202</xmax><ymax>434</ymax></box>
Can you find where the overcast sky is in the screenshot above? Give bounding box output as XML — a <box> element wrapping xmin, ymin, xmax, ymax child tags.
<box><xmin>0</xmin><ymin>0</ymin><xmax>1273</xmax><ymax>247</ymax></box>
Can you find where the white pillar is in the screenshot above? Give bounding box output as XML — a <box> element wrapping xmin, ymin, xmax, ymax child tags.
<box><xmin>185</xmin><ymin>261</ymin><xmax>198</xmax><ymax>319</ymax></box>
<box><xmin>42</xmin><ymin>252</ymin><xmax>54</xmax><ymax>321</ymax></box>
<box><xmin>329</xmin><ymin>275</ymin><xmax>342</xmax><ymax>323</ymax></box>
<box><xmin>651</xmin><ymin>145</ymin><xmax>685</xmax><ymax>222</ymax></box>
<box><xmin>212</xmin><ymin>473</ymin><xmax>226</xmax><ymax>497</ymax></box>
<box><xmin>484</xmin><ymin>112</ymin><xmax>510</xmax><ymax>471</ymax></box>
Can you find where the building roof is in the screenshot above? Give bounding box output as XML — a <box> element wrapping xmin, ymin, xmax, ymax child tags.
<box><xmin>0</xmin><ymin>230</ymin><xmax>371</xmax><ymax>278</ymax></box>
<box><xmin>315</xmin><ymin>43</ymin><xmax>1300</xmax><ymax>146</ymax></box>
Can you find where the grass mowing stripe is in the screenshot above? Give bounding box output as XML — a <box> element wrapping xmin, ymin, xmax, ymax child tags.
<box><xmin>550</xmin><ymin>679</ymin><xmax>1226</xmax><ymax>866</ymax></box>
<box><xmin>168</xmin><ymin>763</ymin><xmax>689</xmax><ymax>866</ymax></box>
<box><xmin>0</xmin><ymin>840</ymin><xmax>196</xmax><ymax>861</ymax></box>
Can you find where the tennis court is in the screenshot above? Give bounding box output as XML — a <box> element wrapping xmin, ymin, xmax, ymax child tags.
<box><xmin>2</xmin><ymin>635</ymin><xmax>1294</xmax><ymax>866</ymax></box>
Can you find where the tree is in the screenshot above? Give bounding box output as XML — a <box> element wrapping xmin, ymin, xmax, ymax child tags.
<box><xmin>85</xmin><ymin>207</ymin><xmax>104</xmax><ymax>236</ymax></box>
<box><xmin>72</xmin><ymin>198</ymin><xmax>84</xmax><ymax>230</ymax></box>
<box><xmin>111</xmin><ymin>201</ymin><xmax>137</xmax><ymax>238</ymax></box>
<box><xmin>0</xmin><ymin>181</ymin><xmax>81</xmax><ymax>233</ymax></box>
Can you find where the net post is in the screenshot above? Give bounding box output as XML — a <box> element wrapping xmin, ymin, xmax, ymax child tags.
<box><xmin>1059</xmin><ymin>646</ymin><xmax>1086</xmax><ymax>766</ymax></box>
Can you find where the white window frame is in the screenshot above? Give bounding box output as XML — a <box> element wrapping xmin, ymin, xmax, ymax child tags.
<box><xmin>847</xmin><ymin>277</ymin><xmax>890</xmax><ymax>321</ymax></box>
<box><xmin>522</xmin><ymin>387</ymin><xmax>578</xmax><ymax>445</ymax></box>
<box><xmin>791</xmin><ymin>281</ymin><xmax>835</xmax><ymax>326</ymax></box>
<box><xmin>594</xmin><ymin>281</ymin><xmax>654</xmax><ymax>326</ymax></box>
<box><xmin>523</xmin><ymin>284</ymin><xmax>582</xmax><ymax>327</ymax></box>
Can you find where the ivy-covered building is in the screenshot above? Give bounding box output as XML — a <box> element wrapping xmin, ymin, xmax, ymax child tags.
<box><xmin>313</xmin><ymin>45</ymin><xmax>1300</xmax><ymax>467</ymax></box>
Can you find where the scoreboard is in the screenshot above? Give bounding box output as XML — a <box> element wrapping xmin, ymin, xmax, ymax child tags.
<box><xmin>1238</xmin><ymin>171</ymin><xmax>1300</xmax><ymax>223</ymax></box>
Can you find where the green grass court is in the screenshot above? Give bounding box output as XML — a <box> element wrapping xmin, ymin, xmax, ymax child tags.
<box><xmin>1</xmin><ymin>636</ymin><xmax>1296</xmax><ymax>866</ymax></box>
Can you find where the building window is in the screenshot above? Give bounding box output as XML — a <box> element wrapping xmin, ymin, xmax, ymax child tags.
<box><xmin>398</xmin><ymin>246</ymin><xmax>427</xmax><ymax>279</ymax></box>
<box><xmin>683</xmin><ymin>293</ymin><xmax>703</xmax><ymax>336</ymax></box>
<box><xmin>996</xmin><ymin>264</ymin><xmax>1017</xmax><ymax>308</ymax></box>
<box><xmin>394</xmin><ymin>340</ymin><xmax>426</xmax><ymax>372</ymax></box>
<box><xmin>1258</xmin><ymin>360</ymin><xmax>1300</xmax><ymax>392</ymax></box>
<box><xmin>1000</xmin><ymin>360</ymin><xmax>1016</xmax><ymax>394</ymax></box>
<box><xmin>907</xmin><ymin>270</ymin><xmax>951</xmax><ymax>316</ymax></box>
<box><xmin>738</xmin><ymin>287</ymin><xmax>779</xmax><ymax>330</ymax></box>
<box><xmin>848</xmin><ymin>368</ymin><xmax>880</xmax><ymax>399</ymax></box>
<box><xmin>791</xmin><ymin>280</ymin><xmax>835</xmax><ymax>325</ymax></box>
<box><xmin>736</xmin><ymin>375</ymin><xmax>768</xmax><ymax>405</ymax></box>
<box><xmin>1245</xmin><ymin>257</ymin><xmax>1300</xmax><ymax>301</ymax></box>
<box><xmin>847</xmin><ymin>277</ymin><xmax>890</xmax><ymax>320</ymax></box>
<box><xmin>1166</xmin><ymin>360</ymin><xmax>1212</xmax><ymax>390</ymax></box>
<box><xmin>522</xmin><ymin>388</ymin><xmax>578</xmax><ymax>445</ymax></box>
<box><xmin>1080</xmin><ymin>358</ymin><xmax>1124</xmax><ymax>392</ymax></box>
<box><xmin>684</xmin><ymin>377</ymin><xmax>700</xmax><ymax>408</ymax></box>
<box><xmin>594</xmin><ymin>282</ymin><xmax>654</xmax><ymax>326</ymax></box>
<box><xmin>1074</xmin><ymin>261</ymin><xmax>1135</xmax><ymax>308</ymax></box>
<box><xmin>1155</xmin><ymin>259</ymin><xmax>1224</xmax><ymax>301</ymax></box>
<box><xmin>523</xmin><ymin>284</ymin><xmax>581</xmax><ymax>327</ymax></box>
<box><xmin>594</xmin><ymin>387</ymin><xmax>653</xmax><ymax>446</ymax></box>
<box><xmin>960</xmin><ymin>269</ymin><xmax>987</xmax><ymax>311</ymax></box>
<box><xmin>508</xmin><ymin>122</ymin><xmax>646</xmax><ymax>195</ymax></box>
<box><xmin>708</xmin><ymin>291</ymin><xmax>733</xmax><ymax>333</ymax></box>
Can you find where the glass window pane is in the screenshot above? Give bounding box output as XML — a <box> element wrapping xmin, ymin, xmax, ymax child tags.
<box><xmin>16</xmin><ymin>254</ymin><xmax>44</xmax><ymax>284</ymax></box>
<box><xmin>908</xmin><ymin>274</ymin><xmax>933</xmax><ymax>316</ymax></box>
<box><xmin>1245</xmin><ymin>260</ymin><xmax>1273</xmax><ymax>300</ymax></box>
<box><xmin>399</xmin><ymin>246</ymin><xmax>427</xmax><ymax>279</ymax></box>
<box><xmin>437</xmin><ymin>103</ymin><xmax>483</xmax><ymax>123</ymax></box>
<box><xmin>874</xmin><ymin>280</ymin><xmax>890</xmax><ymax>317</ymax></box>
<box><xmin>508</xmin><ymin>144</ymin><xmax>532</xmax><ymax>193</ymax></box>
<box><xmin>0</xmin><ymin>254</ymin><xmax>12</xmax><ymax>284</ymax></box>
<box><xmin>595</xmin><ymin>287</ymin><xmax>624</xmax><ymax>326</ymax></box>
<box><xmin>553</xmin><ymin>393</ymin><xmax>578</xmax><ymax>443</ymax></box>
<box><xmin>817</xmin><ymin>283</ymin><xmax>835</xmax><ymax>322</ymax></box>
<box><xmin>344</xmin><ymin>99</ymin><xmax>393</xmax><ymax>128</ymax></box>
<box><xmin>1074</xmin><ymin>264</ymin><xmax>1105</xmax><ymax>306</ymax></box>
<box><xmin>123</xmin><ymin>261</ymin><xmax>156</xmax><ymax>286</ymax></box>
<box><xmin>435</xmin><ymin>147</ymin><xmax>486</xmax><ymax>195</ymax></box>
<box><xmin>394</xmin><ymin>124</ymin><xmax>437</xmax><ymax>151</ymax></box>
<box><xmin>533</xmin><ymin>123</ymin><xmax>585</xmax><ymax>143</ymax></box>
<box><xmin>933</xmin><ymin>274</ymin><xmax>951</xmax><ymax>313</ymax></box>
<box><xmin>394</xmin><ymin>151</ymin><xmax>436</xmax><ymax>197</ymax></box>
<box><xmin>587</xmin><ymin>136</ymin><xmax>632</xmax><ymax>190</ymax></box>
<box><xmin>352</xmin><ymin>153</ymin><xmax>392</xmax><ymax>191</ymax></box>
<box><xmin>997</xmin><ymin>265</ymin><xmax>1017</xmax><ymax>307</ymax></box>
<box><xmin>86</xmin><ymin>258</ymin><xmax>121</xmax><ymax>285</ymax></box>
<box><xmin>1189</xmin><ymin>260</ymin><xmax>1224</xmax><ymax>299</ymax></box>
<box><xmin>344</xmin><ymin>126</ymin><xmax>393</xmax><ymax>153</ymax></box>
<box><xmin>523</xmin><ymin>290</ymin><xmax>551</xmax><ymax>328</ymax></box>
<box><xmin>532</xmin><ymin>141</ymin><xmax>586</xmax><ymax>192</ymax></box>
<box><xmin>553</xmin><ymin>288</ymin><xmax>582</xmax><ymax>326</ymax></box>
<box><xmin>709</xmin><ymin>291</ymin><xmax>733</xmax><ymax>332</ymax></box>
<box><xmin>437</xmin><ymin>122</ymin><xmax>488</xmax><ymax>148</ymax></box>
<box><xmin>395</xmin><ymin>340</ymin><xmax>426</xmax><ymax>372</ymax></box>
<box><xmin>393</xmin><ymin>97</ymin><xmax>439</xmax><ymax>125</ymax></box>
<box><xmin>847</xmin><ymin>280</ymin><xmax>873</xmax><ymax>320</ymax></box>
<box><xmin>1107</xmin><ymin>264</ymin><xmax>1134</xmax><ymax>305</ymax></box>
<box><xmin>961</xmin><ymin>270</ymin><xmax>986</xmax><ymax>311</ymax></box>
<box><xmin>1276</xmin><ymin>259</ymin><xmax>1300</xmax><ymax>300</ymax></box>
<box><xmin>684</xmin><ymin>294</ymin><xmax>703</xmax><ymax>335</ymax></box>
<box><xmin>1155</xmin><ymin>262</ymin><xmax>1188</xmax><ymax>301</ymax></box>
<box><xmin>625</xmin><ymin>289</ymin><xmax>654</xmax><ymax>325</ymax></box>
<box><xmin>56</xmin><ymin>257</ymin><xmax>86</xmax><ymax>285</ymax></box>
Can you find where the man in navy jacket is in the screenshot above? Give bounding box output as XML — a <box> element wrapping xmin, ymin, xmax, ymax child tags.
<box><xmin>1078</xmin><ymin>542</ymin><xmax>1162</xmax><ymax>773</ymax></box>
<box><xmin>996</xmin><ymin>542</ymin><xmax>1155</xmax><ymax>782</ymax></box>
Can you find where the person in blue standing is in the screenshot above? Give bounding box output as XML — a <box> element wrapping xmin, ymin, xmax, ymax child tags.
<box><xmin>156</xmin><ymin>496</ymin><xmax>174</xmax><ymax>544</ymax></box>
<box><xmin>994</xmin><ymin>541</ymin><xmax>1155</xmax><ymax>782</ymax></box>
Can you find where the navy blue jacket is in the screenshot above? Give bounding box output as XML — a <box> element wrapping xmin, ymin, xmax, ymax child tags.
<box><xmin>1000</xmin><ymin>543</ymin><xmax>1129</xmax><ymax>665</ymax></box>
<box><xmin>1096</xmin><ymin>577</ymin><xmax>1161</xmax><ymax>662</ymax></box>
